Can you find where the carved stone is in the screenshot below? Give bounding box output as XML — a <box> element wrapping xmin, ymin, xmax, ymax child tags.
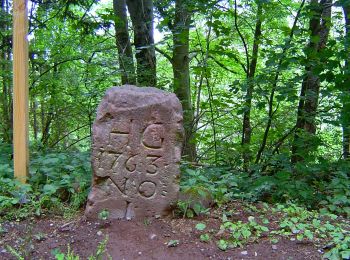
<box><xmin>85</xmin><ymin>85</ymin><xmax>184</xmax><ymax>220</ymax></box>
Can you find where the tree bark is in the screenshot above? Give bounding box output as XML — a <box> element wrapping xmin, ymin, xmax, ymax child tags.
<box><xmin>241</xmin><ymin>1</ymin><xmax>263</xmax><ymax>169</ymax></box>
<box><xmin>291</xmin><ymin>0</ymin><xmax>332</xmax><ymax>164</ymax></box>
<box><xmin>341</xmin><ymin>2</ymin><xmax>350</xmax><ymax>159</ymax></box>
<box><xmin>113</xmin><ymin>0</ymin><xmax>136</xmax><ymax>84</ymax></box>
<box><xmin>172</xmin><ymin>0</ymin><xmax>196</xmax><ymax>161</ymax></box>
<box><xmin>126</xmin><ymin>0</ymin><xmax>156</xmax><ymax>86</ymax></box>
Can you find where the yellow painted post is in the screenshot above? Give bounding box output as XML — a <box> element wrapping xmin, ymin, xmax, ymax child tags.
<box><xmin>13</xmin><ymin>0</ymin><xmax>29</xmax><ymax>183</ymax></box>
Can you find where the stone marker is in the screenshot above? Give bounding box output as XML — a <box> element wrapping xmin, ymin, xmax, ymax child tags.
<box><xmin>85</xmin><ymin>85</ymin><xmax>184</xmax><ymax>220</ymax></box>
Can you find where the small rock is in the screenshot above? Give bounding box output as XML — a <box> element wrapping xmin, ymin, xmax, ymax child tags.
<box><xmin>272</xmin><ymin>245</ymin><xmax>278</xmax><ymax>250</ymax></box>
<box><xmin>292</xmin><ymin>229</ymin><xmax>300</xmax><ymax>234</ymax></box>
<box><xmin>50</xmin><ymin>223</ymin><xmax>54</xmax><ymax>227</ymax></box>
<box><xmin>200</xmin><ymin>249</ymin><xmax>205</xmax><ymax>252</ymax></box>
<box><xmin>155</xmin><ymin>215</ymin><xmax>161</xmax><ymax>219</ymax></box>
<box><xmin>255</xmin><ymin>252</ymin><xmax>258</xmax><ymax>256</ymax></box>
<box><xmin>138</xmin><ymin>251</ymin><xmax>142</xmax><ymax>255</ymax></box>
<box><xmin>97</xmin><ymin>231</ymin><xmax>103</xmax><ymax>236</ymax></box>
<box><xmin>59</xmin><ymin>227</ymin><xmax>71</xmax><ymax>232</ymax></box>
<box><xmin>241</xmin><ymin>251</ymin><xmax>248</xmax><ymax>255</ymax></box>
<box><xmin>290</xmin><ymin>238</ymin><xmax>295</xmax><ymax>241</ymax></box>
<box><xmin>1</xmin><ymin>249</ymin><xmax>7</xmax><ymax>254</ymax></box>
<box><xmin>149</xmin><ymin>234</ymin><xmax>157</xmax><ymax>240</ymax></box>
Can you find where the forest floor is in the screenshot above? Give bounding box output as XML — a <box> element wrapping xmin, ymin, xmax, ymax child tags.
<box><xmin>0</xmin><ymin>201</ymin><xmax>326</xmax><ymax>260</ymax></box>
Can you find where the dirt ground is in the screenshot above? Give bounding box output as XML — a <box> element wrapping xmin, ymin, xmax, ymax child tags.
<box><xmin>0</xmin><ymin>208</ymin><xmax>322</xmax><ymax>260</ymax></box>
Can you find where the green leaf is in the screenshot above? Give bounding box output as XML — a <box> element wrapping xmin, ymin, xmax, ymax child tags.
<box><xmin>241</xmin><ymin>229</ymin><xmax>252</xmax><ymax>239</ymax></box>
<box><xmin>260</xmin><ymin>226</ymin><xmax>269</xmax><ymax>232</ymax></box>
<box><xmin>186</xmin><ymin>209</ymin><xmax>194</xmax><ymax>218</ymax></box>
<box><xmin>167</xmin><ymin>240</ymin><xmax>179</xmax><ymax>247</ymax></box>
<box><xmin>43</xmin><ymin>184</ymin><xmax>58</xmax><ymax>195</ymax></box>
<box><xmin>195</xmin><ymin>223</ymin><xmax>206</xmax><ymax>231</ymax></box>
<box><xmin>200</xmin><ymin>233</ymin><xmax>210</xmax><ymax>242</ymax></box>
<box><xmin>341</xmin><ymin>250</ymin><xmax>350</xmax><ymax>259</ymax></box>
<box><xmin>217</xmin><ymin>239</ymin><xmax>228</xmax><ymax>251</ymax></box>
<box><xmin>304</xmin><ymin>230</ymin><xmax>313</xmax><ymax>240</ymax></box>
<box><xmin>193</xmin><ymin>203</ymin><xmax>202</xmax><ymax>215</ymax></box>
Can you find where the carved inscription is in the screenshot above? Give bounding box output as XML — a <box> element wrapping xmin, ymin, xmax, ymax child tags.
<box><xmin>95</xmin><ymin>122</ymin><xmax>165</xmax><ymax>199</ymax></box>
<box><xmin>138</xmin><ymin>181</ymin><xmax>157</xmax><ymax>198</ymax></box>
<box><xmin>86</xmin><ymin>85</ymin><xmax>183</xmax><ymax>220</ymax></box>
<box><xmin>142</xmin><ymin>124</ymin><xmax>165</xmax><ymax>149</ymax></box>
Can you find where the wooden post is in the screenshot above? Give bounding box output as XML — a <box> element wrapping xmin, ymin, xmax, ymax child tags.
<box><xmin>13</xmin><ymin>0</ymin><xmax>29</xmax><ymax>183</ymax></box>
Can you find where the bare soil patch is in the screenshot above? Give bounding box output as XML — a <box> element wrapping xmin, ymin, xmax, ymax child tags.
<box><xmin>0</xmin><ymin>207</ymin><xmax>322</xmax><ymax>260</ymax></box>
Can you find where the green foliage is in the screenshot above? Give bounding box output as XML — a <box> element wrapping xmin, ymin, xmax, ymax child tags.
<box><xmin>0</xmin><ymin>142</ymin><xmax>13</xmax><ymax>177</ymax></box>
<box><xmin>176</xmin><ymin>199</ymin><xmax>209</xmax><ymax>218</ymax></box>
<box><xmin>217</xmin><ymin>239</ymin><xmax>228</xmax><ymax>251</ymax></box>
<box><xmin>167</xmin><ymin>240</ymin><xmax>180</xmax><ymax>247</ymax></box>
<box><xmin>195</xmin><ymin>223</ymin><xmax>206</xmax><ymax>231</ymax></box>
<box><xmin>98</xmin><ymin>209</ymin><xmax>110</xmax><ymax>221</ymax></box>
<box><xmin>52</xmin><ymin>246</ymin><xmax>79</xmax><ymax>260</ymax></box>
<box><xmin>180</xmin><ymin>167</ymin><xmax>242</xmax><ymax>205</ymax></box>
<box><xmin>268</xmin><ymin>203</ymin><xmax>350</xmax><ymax>260</ymax></box>
<box><xmin>30</xmin><ymin>150</ymin><xmax>91</xmax><ymax>202</ymax></box>
<box><xmin>51</xmin><ymin>236</ymin><xmax>110</xmax><ymax>260</ymax></box>
<box><xmin>6</xmin><ymin>245</ymin><xmax>24</xmax><ymax>260</ymax></box>
<box><xmin>180</xmin><ymin>163</ymin><xmax>350</xmax><ymax>218</ymax></box>
<box><xmin>0</xmin><ymin>1</ymin><xmax>349</xmax><ymax>258</ymax></box>
<box><xmin>323</xmin><ymin>235</ymin><xmax>350</xmax><ymax>260</ymax></box>
<box><xmin>219</xmin><ymin>215</ymin><xmax>269</xmax><ymax>248</ymax></box>
<box><xmin>200</xmin><ymin>233</ymin><xmax>210</xmax><ymax>242</ymax></box>
<box><xmin>0</xmin><ymin>144</ymin><xmax>91</xmax><ymax>220</ymax></box>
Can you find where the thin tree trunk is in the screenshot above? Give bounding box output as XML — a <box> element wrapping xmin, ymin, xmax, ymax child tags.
<box><xmin>172</xmin><ymin>0</ymin><xmax>196</xmax><ymax>161</ymax></box>
<box><xmin>113</xmin><ymin>0</ymin><xmax>136</xmax><ymax>84</ymax></box>
<box><xmin>126</xmin><ymin>0</ymin><xmax>156</xmax><ymax>86</ymax></box>
<box><xmin>341</xmin><ymin>3</ymin><xmax>350</xmax><ymax>159</ymax></box>
<box><xmin>291</xmin><ymin>0</ymin><xmax>332</xmax><ymax>164</ymax></box>
<box><xmin>32</xmin><ymin>100</ymin><xmax>38</xmax><ymax>140</ymax></box>
<box><xmin>255</xmin><ymin>0</ymin><xmax>306</xmax><ymax>165</ymax></box>
<box><xmin>241</xmin><ymin>1</ymin><xmax>263</xmax><ymax>169</ymax></box>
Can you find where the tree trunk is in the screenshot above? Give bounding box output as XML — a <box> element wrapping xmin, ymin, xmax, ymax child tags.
<box><xmin>255</xmin><ymin>0</ymin><xmax>306</xmax><ymax>165</ymax></box>
<box><xmin>291</xmin><ymin>0</ymin><xmax>332</xmax><ymax>164</ymax></box>
<box><xmin>172</xmin><ymin>0</ymin><xmax>196</xmax><ymax>161</ymax></box>
<box><xmin>113</xmin><ymin>0</ymin><xmax>136</xmax><ymax>84</ymax></box>
<box><xmin>241</xmin><ymin>1</ymin><xmax>263</xmax><ymax>169</ymax></box>
<box><xmin>126</xmin><ymin>0</ymin><xmax>156</xmax><ymax>86</ymax></box>
<box><xmin>341</xmin><ymin>2</ymin><xmax>350</xmax><ymax>159</ymax></box>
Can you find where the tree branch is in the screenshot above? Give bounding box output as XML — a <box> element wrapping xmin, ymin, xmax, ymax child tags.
<box><xmin>155</xmin><ymin>46</ymin><xmax>173</xmax><ymax>64</ymax></box>
<box><xmin>208</xmin><ymin>55</ymin><xmax>237</xmax><ymax>74</ymax></box>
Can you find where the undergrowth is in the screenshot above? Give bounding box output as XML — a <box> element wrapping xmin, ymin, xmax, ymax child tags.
<box><xmin>0</xmin><ymin>143</ymin><xmax>91</xmax><ymax>220</ymax></box>
<box><xmin>180</xmin><ymin>164</ymin><xmax>350</xmax><ymax>259</ymax></box>
<box><xmin>1</xmin><ymin>142</ymin><xmax>349</xmax><ymax>259</ymax></box>
<box><xmin>180</xmin><ymin>162</ymin><xmax>350</xmax><ymax>217</ymax></box>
